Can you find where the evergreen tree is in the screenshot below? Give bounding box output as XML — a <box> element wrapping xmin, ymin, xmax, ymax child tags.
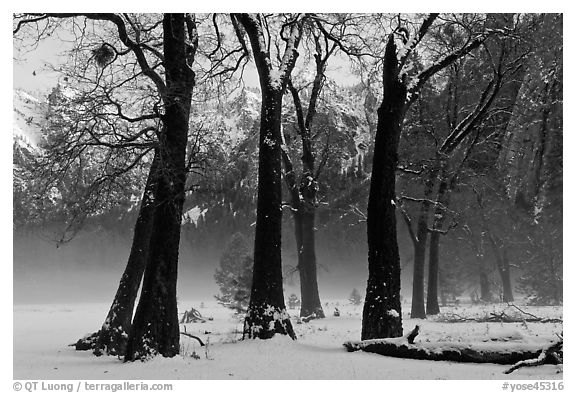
<box><xmin>214</xmin><ymin>233</ymin><xmax>253</xmax><ymax>313</ymax></box>
<box><xmin>349</xmin><ymin>288</ymin><xmax>362</xmax><ymax>305</ymax></box>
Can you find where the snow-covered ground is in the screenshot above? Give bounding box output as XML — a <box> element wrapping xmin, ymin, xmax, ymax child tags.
<box><xmin>13</xmin><ymin>300</ymin><xmax>562</xmax><ymax>380</ymax></box>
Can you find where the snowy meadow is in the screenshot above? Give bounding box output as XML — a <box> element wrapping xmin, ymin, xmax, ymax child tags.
<box><xmin>14</xmin><ymin>300</ymin><xmax>562</xmax><ymax>380</ymax></box>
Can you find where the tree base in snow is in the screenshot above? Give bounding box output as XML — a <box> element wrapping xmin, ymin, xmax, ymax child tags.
<box><xmin>243</xmin><ymin>305</ymin><xmax>296</xmax><ymax>340</ymax></box>
<box><xmin>71</xmin><ymin>328</ymin><xmax>127</xmax><ymax>356</ymax></box>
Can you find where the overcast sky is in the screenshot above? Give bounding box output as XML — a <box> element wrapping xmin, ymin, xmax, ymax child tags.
<box><xmin>13</xmin><ymin>33</ymin><xmax>71</xmax><ymax>93</ymax></box>
<box><xmin>12</xmin><ymin>17</ymin><xmax>359</xmax><ymax>96</ymax></box>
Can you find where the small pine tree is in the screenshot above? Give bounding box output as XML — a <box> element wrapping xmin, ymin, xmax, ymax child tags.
<box><xmin>349</xmin><ymin>288</ymin><xmax>362</xmax><ymax>305</ymax></box>
<box><xmin>214</xmin><ymin>233</ymin><xmax>253</xmax><ymax>313</ymax></box>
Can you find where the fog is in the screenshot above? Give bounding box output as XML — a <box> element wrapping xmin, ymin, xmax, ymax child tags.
<box><xmin>14</xmin><ymin>226</ymin><xmax>415</xmax><ymax>305</ymax></box>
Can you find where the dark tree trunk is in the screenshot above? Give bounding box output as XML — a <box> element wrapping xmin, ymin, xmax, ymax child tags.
<box><xmin>236</xmin><ymin>13</ymin><xmax>303</xmax><ymax>340</ymax></box>
<box><xmin>294</xmin><ymin>208</ymin><xmax>325</xmax><ymax>319</ymax></box>
<box><xmin>243</xmin><ymin>88</ymin><xmax>295</xmax><ymax>339</ymax></box>
<box><xmin>93</xmin><ymin>153</ymin><xmax>160</xmax><ymax>355</ymax></box>
<box><xmin>124</xmin><ymin>14</ymin><xmax>195</xmax><ymax>360</ymax></box>
<box><xmin>500</xmin><ymin>250</ymin><xmax>514</xmax><ymax>302</ymax></box>
<box><xmin>410</xmin><ymin>168</ymin><xmax>437</xmax><ymax>319</ymax></box>
<box><xmin>282</xmin><ymin>46</ymin><xmax>328</xmax><ymax>320</ymax></box>
<box><xmin>284</xmin><ymin>151</ymin><xmax>324</xmax><ymax>319</ymax></box>
<box><xmin>411</xmin><ymin>235</ymin><xmax>427</xmax><ymax>318</ymax></box>
<box><xmin>487</xmin><ymin>234</ymin><xmax>514</xmax><ymax>303</ymax></box>
<box><xmin>426</xmin><ymin>175</ymin><xmax>451</xmax><ymax>316</ymax></box>
<box><xmin>426</xmin><ymin>231</ymin><xmax>441</xmax><ymax>315</ymax></box>
<box><xmin>361</xmin><ymin>34</ymin><xmax>405</xmax><ymax>340</ymax></box>
<box><xmin>479</xmin><ymin>268</ymin><xmax>492</xmax><ymax>302</ymax></box>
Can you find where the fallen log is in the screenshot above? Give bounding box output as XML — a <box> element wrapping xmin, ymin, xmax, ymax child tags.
<box><xmin>436</xmin><ymin>304</ymin><xmax>563</xmax><ymax>324</ymax></box>
<box><xmin>437</xmin><ymin>312</ymin><xmax>562</xmax><ymax>324</ymax></box>
<box><xmin>344</xmin><ymin>330</ymin><xmax>561</xmax><ymax>365</ymax></box>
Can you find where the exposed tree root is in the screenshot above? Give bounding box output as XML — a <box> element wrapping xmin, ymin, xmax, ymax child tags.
<box><xmin>504</xmin><ymin>340</ymin><xmax>563</xmax><ymax>374</ymax></box>
<box><xmin>300</xmin><ymin>313</ymin><xmax>317</xmax><ymax>323</ymax></box>
<box><xmin>70</xmin><ymin>332</ymin><xmax>99</xmax><ymax>351</ymax></box>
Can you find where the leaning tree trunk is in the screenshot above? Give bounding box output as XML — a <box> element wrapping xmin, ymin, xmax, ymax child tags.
<box><xmin>243</xmin><ymin>88</ymin><xmax>295</xmax><ymax>339</ymax></box>
<box><xmin>73</xmin><ymin>152</ymin><xmax>159</xmax><ymax>355</ymax></box>
<box><xmin>124</xmin><ymin>14</ymin><xmax>195</xmax><ymax>360</ymax></box>
<box><xmin>362</xmin><ymin>34</ymin><xmax>405</xmax><ymax>340</ymax></box>
<box><xmin>294</xmin><ymin>206</ymin><xmax>325</xmax><ymax>319</ymax></box>
<box><xmin>94</xmin><ymin>152</ymin><xmax>160</xmax><ymax>355</ymax></box>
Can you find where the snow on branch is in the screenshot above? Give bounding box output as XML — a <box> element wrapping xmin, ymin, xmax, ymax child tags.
<box><xmin>397</xmin><ymin>13</ymin><xmax>439</xmax><ymax>70</ymax></box>
<box><xmin>407</xmin><ymin>32</ymin><xmax>491</xmax><ymax>106</ymax></box>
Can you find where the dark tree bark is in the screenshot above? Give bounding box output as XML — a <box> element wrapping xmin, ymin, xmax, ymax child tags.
<box><xmin>243</xmin><ymin>88</ymin><xmax>296</xmax><ymax>339</ymax></box>
<box><xmin>409</xmin><ymin>168</ymin><xmax>437</xmax><ymax>318</ymax></box>
<box><xmin>361</xmin><ymin>34</ymin><xmax>405</xmax><ymax>340</ymax></box>
<box><xmin>235</xmin><ymin>13</ymin><xmax>303</xmax><ymax>339</ymax></box>
<box><xmin>425</xmin><ymin>58</ymin><xmax>506</xmax><ymax>314</ymax></box>
<box><xmin>294</xmin><ymin>209</ymin><xmax>324</xmax><ymax>318</ymax></box>
<box><xmin>488</xmin><ymin>234</ymin><xmax>514</xmax><ymax>302</ymax></box>
<box><xmin>500</xmin><ymin>251</ymin><xmax>514</xmax><ymax>303</ymax></box>
<box><xmin>426</xmin><ymin>236</ymin><xmax>440</xmax><ymax>314</ymax></box>
<box><xmin>93</xmin><ymin>153</ymin><xmax>160</xmax><ymax>355</ymax></box>
<box><xmin>479</xmin><ymin>268</ymin><xmax>492</xmax><ymax>302</ymax></box>
<box><xmin>124</xmin><ymin>13</ymin><xmax>197</xmax><ymax>360</ymax></box>
<box><xmin>281</xmin><ymin>41</ymin><xmax>334</xmax><ymax>319</ymax></box>
<box><xmin>463</xmin><ymin>224</ymin><xmax>493</xmax><ymax>302</ymax></box>
<box><xmin>476</xmin><ymin>188</ymin><xmax>515</xmax><ymax>304</ymax></box>
<box><xmin>426</xmin><ymin>176</ymin><xmax>450</xmax><ymax>315</ymax></box>
<box><xmin>360</xmin><ymin>14</ymin><xmax>487</xmax><ymax>333</ymax></box>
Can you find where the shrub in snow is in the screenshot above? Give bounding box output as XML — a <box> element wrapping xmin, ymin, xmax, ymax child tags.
<box><xmin>180</xmin><ymin>307</ymin><xmax>206</xmax><ymax>323</ymax></box>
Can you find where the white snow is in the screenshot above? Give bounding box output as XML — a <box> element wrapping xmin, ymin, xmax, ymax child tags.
<box><xmin>13</xmin><ymin>301</ymin><xmax>562</xmax><ymax>380</ymax></box>
<box><xmin>13</xmin><ymin>89</ymin><xmax>46</xmax><ymax>148</ymax></box>
<box><xmin>269</xmin><ymin>69</ymin><xmax>282</xmax><ymax>90</ymax></box>
<box><xmin>182</xmin><ymin>206</ymin><xmax>208</xmax><ymax>226</ymax></box>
